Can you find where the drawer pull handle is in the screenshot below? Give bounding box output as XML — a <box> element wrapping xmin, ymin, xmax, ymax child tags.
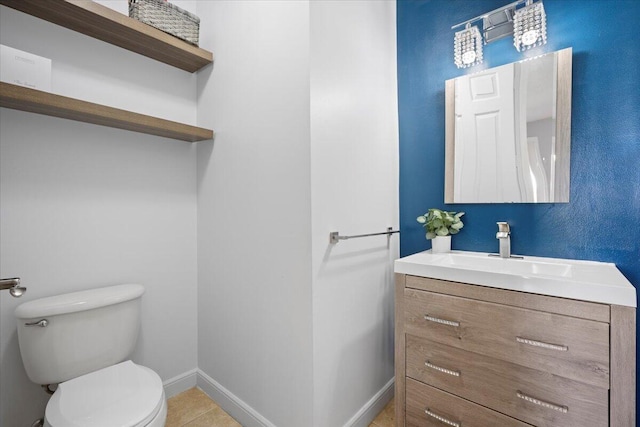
<box><xmin>425</xmin><ymin>361</ymin><xmax>460</xmax><ymax>377</ymax></box>
<box><xmin>516</xmin><ymin>337</ymin><xmax>568</xmax><ymax>352</ymax></box>
<box><xmin>424</xmin><ymin>314</ymin><xmax>459</xmax><ymax>327</ymax></box>
<box><xmin>425</xmin><ymin>409</ymin><xmax>460</xmax><ymax>427</ymax></box>
<box><xmin>516</xmin><ymin>391</ymin><xmax>568</xmax><ymax>413</ymax></box>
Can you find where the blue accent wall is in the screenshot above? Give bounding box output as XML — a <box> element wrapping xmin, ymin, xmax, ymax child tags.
<box><xmin>398</xmin><ymin>0</ymin><xmax>640</xmax><ymax>413</ymax></box>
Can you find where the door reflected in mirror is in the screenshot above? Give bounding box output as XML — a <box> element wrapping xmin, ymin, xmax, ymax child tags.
<box><xmin>445</xmin><ymin>48</ymin><xmax>572</xmax><ymax>203</ymax></box>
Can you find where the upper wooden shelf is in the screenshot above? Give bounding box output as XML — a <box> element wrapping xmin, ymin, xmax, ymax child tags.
<box><xmin>0</xmin><ymin>0</ymin><xmax>213</xmax><ymax>73</ymax></box>
<box><xmin>0</xmin><ymin>82</ymin><xmax>213</xmax><ymax>142</ymax></box>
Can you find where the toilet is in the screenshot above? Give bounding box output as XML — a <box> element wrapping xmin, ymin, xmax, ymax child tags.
<box><xmin>14</xmin><ymin>284</ymin><xmax>167</xmax><ymax>427</ymax></box>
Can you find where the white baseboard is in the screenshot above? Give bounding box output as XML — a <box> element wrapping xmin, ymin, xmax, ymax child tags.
<box><xmin>197</xmin><ymin>369</ymin><xmax>277</xmax><ymax>427</ymax></box>
<box><xmin>194</xmin><ymin>371</ymin><xmax>393</xmax><ymax>427</ymax></box>
<box><xmin>163</xmin><ymin>368</ymin><xmax>198</xmax><ymax>399</ymax></box>
<box><xmin>344</xmin><ymin>377</ymin><xmax>395</xmax><ymax>427</ymax></box>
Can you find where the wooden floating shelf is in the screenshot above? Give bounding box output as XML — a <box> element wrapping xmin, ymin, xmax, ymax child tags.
<box><xmin>0</xmin><ymin>82</ymin><xmax>213</xmax><ymax>142</ymax></box>
<box><xmin>0</xmin><ymin>0</ymin><xmax>213</xmax><ymax>73</ymax></box>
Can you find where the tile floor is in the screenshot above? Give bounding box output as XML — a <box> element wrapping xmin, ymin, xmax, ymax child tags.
<box><xmin>166</xmin><ymin>388</ymin><xmax>241</xmax><ymax>427</ymax></box>
<box><xmin>166</xmin><ymin>388</ymin><xmax>395</xmax><ymax>427</ymax></box>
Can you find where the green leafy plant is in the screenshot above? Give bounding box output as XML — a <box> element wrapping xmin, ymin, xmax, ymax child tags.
<box><xmin>417</xmin><ymin>208</ymin><xmax>465</xmax><ymax>240</ymax></box>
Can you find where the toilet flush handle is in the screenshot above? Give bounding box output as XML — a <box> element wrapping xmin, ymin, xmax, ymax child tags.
<box><xmin>25</xmin><ymin>319</ymin><xmax>48</xmax><ymax>327</ymax></box>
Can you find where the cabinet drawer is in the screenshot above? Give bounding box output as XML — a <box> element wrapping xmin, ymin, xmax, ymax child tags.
<box><xmin>404</xmin><ymin>288</ymin><xmax>609</xmax><ymax>388</ymax></box>
<box><xmin>406</xmin><ymin>377</ymin><xmax>531</xmax><ymax>427</ymax></box>
<box><xmin>406</xmin><ymin>334</ymin><xmax>608</xmax><ymax>426</ymax></box>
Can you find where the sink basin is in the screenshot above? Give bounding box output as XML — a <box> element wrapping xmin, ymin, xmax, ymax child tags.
<box><xmin>446</xmin><ymin>252</ymin><xmax>573</xmax><ymax>277</ymax></box>
<box><xmin>395</xmin><ymin>250</ymin><xmax>636</xmax><ymax>307</ymax></box>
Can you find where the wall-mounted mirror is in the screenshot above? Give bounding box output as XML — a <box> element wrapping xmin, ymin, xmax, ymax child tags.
<box><xmin>445</xmin><ymin>48</ymin><xmax>572</xmax><ymax>203</ymax></box>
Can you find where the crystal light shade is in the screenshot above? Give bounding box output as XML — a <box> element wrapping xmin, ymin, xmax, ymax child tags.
<box><xmin>513</xmin><ymin>1</ymin><xmax>547</xmax><ymax>52</ymax></box>
<box><xmin>454</xmin><ymin>24</ymin><xmax>483</xmax><ymax>69</ymax></box>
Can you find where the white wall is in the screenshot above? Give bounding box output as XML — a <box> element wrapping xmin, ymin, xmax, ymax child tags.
<box><xmin>0</xmin><ymin>5</ymin><xmax>198</xmax><ymax>426</ymax></box>
<box><xmin>1</xmin><ymin>1</ymin><xmax>398</xmax><ymax>425</ymax></box>
<box><xmin>196</xmin><ymin>1</ymin><xmax>398</xmax><ymax>426</ymax></box>
<box><xmin>310</xmin><ymin>2</ymin><xmax>399</xmax><ymax>426</ymax></box>
<box><xmin>196</xmin><ymin>2</ymin><xmax>314</xmax><ymax>427</ymax></box>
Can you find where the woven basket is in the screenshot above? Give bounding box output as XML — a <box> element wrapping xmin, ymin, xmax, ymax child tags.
<box><xmin>129</xmin><ymin>0</ymin><xmax>200</xmax><ymax>46</ymax></box>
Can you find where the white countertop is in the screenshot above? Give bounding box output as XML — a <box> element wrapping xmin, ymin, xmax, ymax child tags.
<box><xmin>395</xmin><ymin>250</ymin><xmax>637</xmax><ymax>307</ymax></box>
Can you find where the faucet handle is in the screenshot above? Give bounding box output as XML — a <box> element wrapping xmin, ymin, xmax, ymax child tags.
<box><xmin>496</xmin><ymin>222</ymin><xmax>510</xmax><ymax>238</ymax></box>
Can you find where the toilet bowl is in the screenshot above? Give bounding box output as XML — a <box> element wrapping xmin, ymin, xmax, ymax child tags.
<box><xmin>44</xmin><ymin>361</ymin><xmax>166</xmax><ymax>427</ymax></box>
<box><xmin>15</xmin><ymin>284</ymin><xmax>166</xmax><ymax>427</ymax></box>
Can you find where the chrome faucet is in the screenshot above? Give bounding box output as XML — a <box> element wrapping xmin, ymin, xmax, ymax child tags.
<box><xmin>496</xmin><ymin>222</ymin><xmax>511</xmax><ymax>258</ymax></box>
<box><xmin>0</xmin><ymin>277</ymin><xmax>26</xmax><ymax>298</ymax></box>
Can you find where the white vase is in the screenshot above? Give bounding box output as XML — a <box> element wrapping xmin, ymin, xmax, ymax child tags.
<box><xmin>431</xmin><ymin>235</ymin><xmax>451</xmax><ymax>253</ymax></box>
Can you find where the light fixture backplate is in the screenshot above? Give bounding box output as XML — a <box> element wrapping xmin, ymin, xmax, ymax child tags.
<box><xmin>482</xmin><ymin>8</ymin><xmax>515</xmax><ymax>43</ymax></box>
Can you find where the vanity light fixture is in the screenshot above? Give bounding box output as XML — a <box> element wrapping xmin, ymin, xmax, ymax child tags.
<box><xmin>452</xmin><ymin>0</ymin><xmax>547</xmax><ymax>68</ymax></box>
<box><xmin>513</xmin><ymin>0</ymin><xmax>547</xmax><ymax>51</ymax></box>
<box><xmin>454</xmin><ymin>23</ymin><xmax>483</xmax><ymax>68</ymax></box>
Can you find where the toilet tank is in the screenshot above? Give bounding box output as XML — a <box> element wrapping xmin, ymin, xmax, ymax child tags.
<box><xmin>14</xmin><ymin>284</ymin><xmax>144</xmax><ymax>385</ymax></box>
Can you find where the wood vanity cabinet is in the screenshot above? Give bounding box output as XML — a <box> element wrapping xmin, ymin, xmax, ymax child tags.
<box><xmin>395</xmin><ymin>274</ymin><xmax>636</xmax><ymax>427</ymax></box>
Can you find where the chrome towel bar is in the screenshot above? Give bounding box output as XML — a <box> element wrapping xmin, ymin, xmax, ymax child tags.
<box><xmin>329</xmin><ymin>227</ymin><xmax>399</xmax><ymax>244</ymax></box>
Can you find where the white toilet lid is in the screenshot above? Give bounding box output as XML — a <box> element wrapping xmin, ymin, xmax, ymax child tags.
<box><xmin>46</xmin><ymin>360</ymin><xmax>164</xmax><ymax>427</ymax></box>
